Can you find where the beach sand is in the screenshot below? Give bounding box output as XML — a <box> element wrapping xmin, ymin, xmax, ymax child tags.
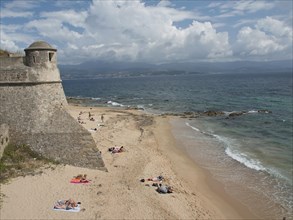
<box><xmin>0</xmin><ymin>105</ymin><xmax>256</xmax><ymax>219</ymax></box>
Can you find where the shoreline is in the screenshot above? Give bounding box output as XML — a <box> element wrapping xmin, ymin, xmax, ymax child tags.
<box><xmin>154</xmin><ymin>116</ymin><xmax>257</xmax><ymax>219</ymax></box>
<box><xmin>0</xmin><ymin>105</ymin><xmax>256</xmax><ymax>219</ymax></box>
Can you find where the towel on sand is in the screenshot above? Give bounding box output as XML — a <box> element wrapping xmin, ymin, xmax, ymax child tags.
<box><xmin>70</xmin><ymin>178</ymin><xmax>90</xmax><ymax>184</ymax></box>
<box><xmin>53</xmin><ymin>204</ymin><xmax>80</xmax><ymax>212</ymax></box>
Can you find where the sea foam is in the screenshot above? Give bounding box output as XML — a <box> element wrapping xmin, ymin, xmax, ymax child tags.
<box><xmin>211</xmin><ymin>133</ymin><xmax>267</xmax><ymax>172</ymax></box>
<box><xmin>224</xmin><ymin>147</ymin><xmax>266</xmax><ymax>171</ymax></box>
<box><xmin>185</xmin><ymin>122</ymin><xmax>200</xmax><ymax>132</ymax></box>
<box><xmin>107</xmin><ymin>100</ymin><xmax>124</xmax><ymax>107</ymax></box>
<box><xmin>185</xmin><ymin>122</ymin><xmax>268</xmax><ymax>173</ymax></box>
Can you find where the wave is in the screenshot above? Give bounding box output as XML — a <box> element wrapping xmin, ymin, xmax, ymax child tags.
<box><xmin>212</xmin><ymin>134</ymin><xmax>289</xmax><ymax>178</ymax></box>
<box><xmin>185</xmin><ymin>122</ymin><xmax>200</xmax><ymax>132</ymax></box>
<box><xmin>107</xmin><ymin>100</ymin><xmax>124</xmax><ymax>107</ymax></box>
<box><xmin>212</xmin><ymin>134</ymin><xmax>267</xmax><ymax>172</ymax></box>
<box><xmin>223</xmin><ymin>109</ymin><xmax>271</xmax><ymax>116</ymax></box>
<box><xmin>67</xmin><ymin>96</ymin><xmax>101</xmax><ymax>101</ymax></box>
<box><xmin>136</xmin><ymin>105</ymin><xmax>145</xmax><ymax>110</ymax></box>
<box><xmin>185</xmin><ymin>122</ymin><xmax>215</xmax><ymax>137</ymax></box>
<box><xmin>225</xmin><ymin>147</ymin><xmax>266</xmax><ymax>171</ymax></box>
<box><xmin>185</xmin><ymin>122</ymin><xmax>268</xmax><ymax>172</ymax></box>
<box><xmin>185</xmin><ymin>121</ymin><xmax>291</xmax><ymax>185</ymax></box>
<box><xmin>90</xmin><ymin>97</ymin><xmax>101</xmax><ymax>100</ymax></box>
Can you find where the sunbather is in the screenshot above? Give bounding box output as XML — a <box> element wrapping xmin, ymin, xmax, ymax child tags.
<box><xmin>54</xmin><ymin>199</ymin><xmax>79</xmax><ymax>210</ymax></box>
<box><xmin>140</xmin><ymin>175</ymin><xmax>164</xmax><ymax>182</ymax></box>
<box><xmin>156</xmin><ymin>184</ymin><xmax>173</xmax><ymax>194</ymax></box>
<box><xmin>112</xmin><ymin>146</ymin><xmax>124</xmax><ymax>153</ymax></box>
<box><xmin>109</xmin><ymin>146</ymin><xmax>124</xmax><ymax>153</ymax></box>
<box><xmin>73</xmin><ymin>174</ymin><xmax>88</xmax><ymax>183</ymax></box>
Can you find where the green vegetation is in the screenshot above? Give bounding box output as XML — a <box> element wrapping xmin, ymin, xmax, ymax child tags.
<box><xmin>0</xmin><ymin>144</ymin><xmax>59</xmax><ymax>183</ymax></box>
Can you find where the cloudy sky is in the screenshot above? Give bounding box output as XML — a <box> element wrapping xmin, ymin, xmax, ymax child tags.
<box><xmin>1</xmin><ymin>0</ymin><xmax>292</xmax><ymax>64</ymax></box>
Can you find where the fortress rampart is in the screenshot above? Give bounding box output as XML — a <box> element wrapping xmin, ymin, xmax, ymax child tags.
<box><xmin>0</xmin><ymin>41</ymin><xmax>105</xmax><ymax>170</ymax></box>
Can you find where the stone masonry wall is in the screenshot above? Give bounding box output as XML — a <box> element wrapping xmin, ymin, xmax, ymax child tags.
<box><xmin>0</xmin><ymin>56</ymin><xmax>24</xmax><ymax>68</ymax></box>
<box><xmin>0</xmin><ymin>63</ymin><xmax>61</xmax><ymax>83</ymax></box>
<box><xmin>0</xmin><ymin>124</ymin><xmax>9</xmax><ymax>159</ymax></box>
<box><xmin>0</xmin><ymin>54</ymin><xmax>105</xmax><ymax>170</ymax></box>
<box><xmin>0</xmin><ymin>82</ymin><xmax>105</xmax><ymax>170</ymax></box>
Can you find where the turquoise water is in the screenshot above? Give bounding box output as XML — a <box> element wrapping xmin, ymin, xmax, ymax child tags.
<box><xmin>62</xmin><ymin>72</ymin><xmax>292</xmax><ymax>217</ymax></box>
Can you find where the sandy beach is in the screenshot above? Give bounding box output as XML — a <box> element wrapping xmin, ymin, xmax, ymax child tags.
<box><xmin>0</xmin><ymin>105</ymin><xmax>256</xmax><ymax>219</ymax></box>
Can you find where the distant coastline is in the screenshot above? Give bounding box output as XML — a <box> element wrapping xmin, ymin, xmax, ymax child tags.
<box><xmin>59</xmin><ymin>60</ymin><xmax>292</xmax><ymax>80</ymax></box>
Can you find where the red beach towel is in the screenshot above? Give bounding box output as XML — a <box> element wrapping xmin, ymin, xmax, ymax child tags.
<box><xmin>70</xmin><ymin>178</ymin><xmax>90</xmax><ymax>184</ymax></box>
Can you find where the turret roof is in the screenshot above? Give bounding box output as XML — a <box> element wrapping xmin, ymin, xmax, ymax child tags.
<box><xmin>24</xmin><ymin>41</ymin><xmax>57</xmax><ymax>51</ymax></box>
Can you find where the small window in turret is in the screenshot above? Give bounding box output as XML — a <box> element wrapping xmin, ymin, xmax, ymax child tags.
<box><xmin>33</xmin><ymin>56</ymin><xmax>36</xmax><ymax>63</ymax></box>
<box><xmin>49</xmin><ymin>52</ymin><xmax>54</xmax><ymax>61</ymax></box>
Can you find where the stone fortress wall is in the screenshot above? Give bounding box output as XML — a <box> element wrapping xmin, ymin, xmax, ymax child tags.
<box><xmin>0</xmin><ymin>41</ymin><xmax>105</xmax><ymax>170</ymax></box>
<box><xmin>0</xmin><ymin>124</ymin><xmax>9</xmax><ymax>158</ymax></box>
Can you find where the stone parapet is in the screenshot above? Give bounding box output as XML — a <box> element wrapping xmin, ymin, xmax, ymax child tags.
<box><xmin>0</xmin><ymin>64</ymin><xmax>61</xmax><ymax>83</ymax></box>
<box><xmin>0</xmin><ymin>56</ymin><xmax>24</xmax><ymax>68</ymax></box>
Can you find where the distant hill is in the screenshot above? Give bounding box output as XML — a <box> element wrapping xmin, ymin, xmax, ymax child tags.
<box><xmin>59</xmin><ymin>59</ymin><xmax>292</xmax><ymax>79</ymax></box>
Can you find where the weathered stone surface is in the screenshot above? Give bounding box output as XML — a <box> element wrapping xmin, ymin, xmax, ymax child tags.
<box><xmin>228</xmin><ymin>111</ymin><xmax>246</xmax><ymax>117</ymax></box>
<box><xmin>0</xmin><ymin>124</ymin><xmax>9</xmax><ymax>159</ymax></box>
<box><xmin>0</xmin><ymin>41</ymin><xmax>105</xmax><ymax>170</ymax></box>
<box><xmin>203</xmin><ymin>110</ymin><xmax>225</xmax><ymax>117</ymax></box>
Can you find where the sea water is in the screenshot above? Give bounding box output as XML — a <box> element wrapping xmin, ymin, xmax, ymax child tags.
<box><xmin>62</xmin><ymin>72</ymin><xmax>292</xmax><ymax>218</ymax></box>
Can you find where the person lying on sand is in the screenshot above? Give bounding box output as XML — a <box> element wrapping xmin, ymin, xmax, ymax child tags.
<box><xmin>156</xmin><ymin>184</ymin><xmax>173</xmax><ymax>194</ymax></box>
<box><xmin>72</xmin><ymin>174</ymin><xmax>88</xmax><ymax>183</ymax></box>
<box><xmin>54</xmin><ymin>198</ymin><xmax>80</xmax><ymax>210</ymax></box>
<box><xmin>140</xmin><ymin>175</ymin><xmax>164</xmax><ymax>183</ymax></box>
<box><xmin>108</xmin><ymin>146</ymin><xmax>124</xmax><ymax>153</ymax></box>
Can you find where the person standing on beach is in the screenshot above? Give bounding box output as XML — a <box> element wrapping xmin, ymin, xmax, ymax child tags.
<box><xmin>101</xmin><ymin>114</ymin><xmax>104</xmax><ymax>123</ymax></box>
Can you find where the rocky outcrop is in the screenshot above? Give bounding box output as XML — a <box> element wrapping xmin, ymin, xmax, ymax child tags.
<box><xmin>160</xmin><ymin>109</ymin><xmax>272</xmax><ymax>119</ymax></box>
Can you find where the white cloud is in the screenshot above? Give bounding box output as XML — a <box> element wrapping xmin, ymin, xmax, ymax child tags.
<box><xmin>40</xmin><ymin>10</ymin><xmax>88</xmax><ymax>28</ymax></box>
<box><xmin>3</xmin><ymin>0</ymin><xmax>38</xmax><ymax>10</ymax></box>
<box><xmin>0</xmin><ymin>0</ymin><xmax>38</xmax><ymax>18</ymax></box>
<box><xmin>256</xmin><ymin>16</ymin><xmax>292</xmax><ymax>37</ymax></box>
<box><xmin>0</xmin><ymin>38</ymin><xmax>19</xmax><ymax>52</ymax></box>
<box><xmin>0</xmin><ymin>9</ymin><xmax>33</xmax><ymax>18</ymax></box>
<box><xmin>233</xmin><ymin>1</ymin><xmax>274</xmax><ymax>13</ymax></box>
<box><xmin>0</xmin><ymin>24</ymin><xmax>34</xmax><ymax>51</ymax></box>
<box><xmin>234</xmin><ymin>17</ymin><xmax>292</xmax><ymax>59</ymax></box>
<box><xmin>157</xmin><ymin>0</ymin><xmax>174</xmax><ymax>8</ymax></box>
<box><xmin>209</xmin><ymin>0</ymin><xmax>275</xmax><ymax>17</ymax></box>
<box><xmin>57</xmin><ymin>0</ymin><xmax>232</xmax><ymax>63</ymax></box>
<box><xmin>0</xmin><ymin>31</ymin><xmax>21</xmax><ymax>51</ymax></box>
<box><xmin>236</xmin><ymin>27</ymin><xmax>284</xmax><ymax>55</ymax></box>
<box><xmin>1</xmin><ymin>0</ymin><xmax>291</xmax><ymax>63</ymax></box>
<box><xmin>26</xmin><ymin>18</ymin><xmax>83</xmax><ymax>43</ymax></box>
<box><xmin>233</xmin><ymin>18</ymin><xmax>258</xmax><ymax>28</ymax></box>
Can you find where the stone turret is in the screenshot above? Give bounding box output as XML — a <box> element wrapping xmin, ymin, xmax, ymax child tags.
<box><xmin>0</xmin><ymin>41</ymin><xmax>105</xmax><ymax>170</ymax></box>
<box><xmin>24</xmin><ymin>41</ymin><xmax>57</xmax><ymax>67</ymax></box>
